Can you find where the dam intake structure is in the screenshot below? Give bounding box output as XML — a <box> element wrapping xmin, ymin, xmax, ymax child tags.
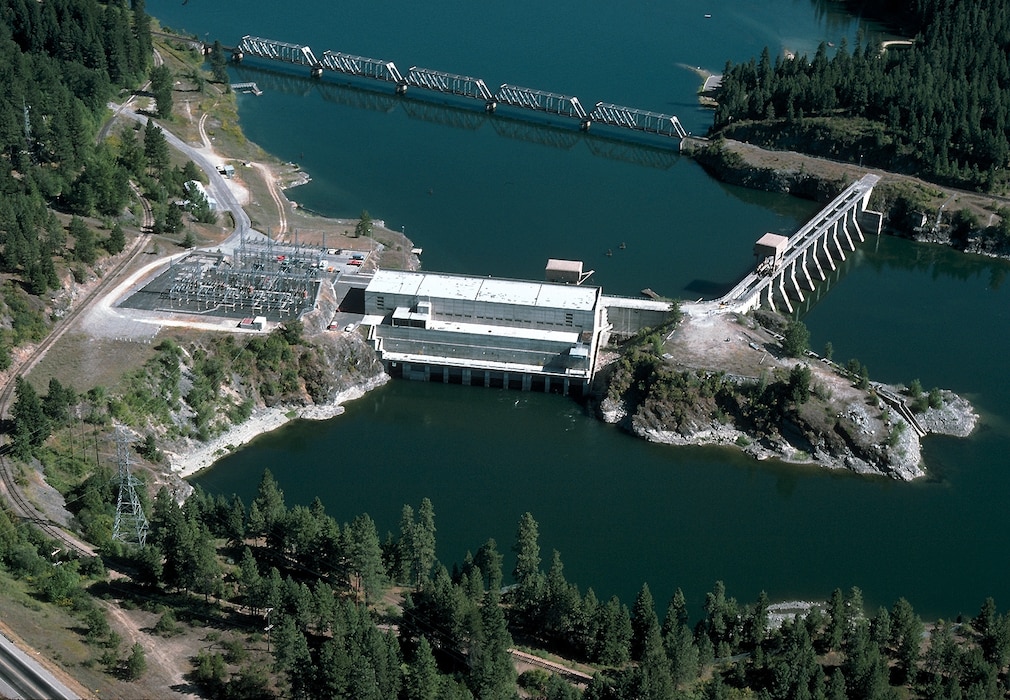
<box><xmin>722</xmin><ymin>174</ymin><xmax>883</xmax><ymax>314</ymax></box>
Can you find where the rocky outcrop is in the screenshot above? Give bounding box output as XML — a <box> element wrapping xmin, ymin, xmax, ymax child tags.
<box><xmin>595</xmin><ymin>310</ymin><xmax>977</xmax><ymax>480</ymax></box>
<box><xmin>685</xmin><ymin>138</ymin><xmax>850</xmax><ymax>200</ymax></box>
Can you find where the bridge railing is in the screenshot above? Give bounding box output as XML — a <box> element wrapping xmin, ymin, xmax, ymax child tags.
<box><xmin>407</xmin><ymin>67</ymin><xmax>493</xmax><ymax>102</ymax></box>
<box><xmin>590</xmin><ymin>103</ymin><xmax>688</xmax><ymax>138</ymax></box>
<box><xmin>496</xmin><ymin>84</ymin><xmax>587</xmax><ymax>119</ymax></box>
<box><xmin>319</xmin><ymin>50</ymin><xmax>404</xmax><ymax>84</ymax></box>
<box><xmin>237</xmin><ymin>35</ymin><xmax>317</xmax><ymax>67</ymax></box>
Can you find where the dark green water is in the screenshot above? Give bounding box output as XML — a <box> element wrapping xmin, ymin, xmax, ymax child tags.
<box><xmin>148</xmin><ymin>0</ymin><xmax>1010</xmax><ymax>618</ymax></box>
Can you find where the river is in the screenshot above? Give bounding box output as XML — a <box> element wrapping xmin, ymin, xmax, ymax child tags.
<box><xmin>149</xmin><ymin>0</ymin><xmax>1010</xmax><ymax>620</ymax></box>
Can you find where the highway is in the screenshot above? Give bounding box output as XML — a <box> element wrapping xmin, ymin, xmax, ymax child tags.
<box><xmin>0</xmin><ymin>633</ymin><xmax>79</xmax><ymax>700</ymax></box>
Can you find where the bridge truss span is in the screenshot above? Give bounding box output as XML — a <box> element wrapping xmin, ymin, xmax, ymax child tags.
<box><xmin>319</xmin><ymin>50</ymin><xmax>405</xmax><ymax>85</ymax></box>
<box><xmin>407</xmin><ymin>67</ymin><xmax>494</xmax><ymax>103</ymax></box>
<box><xmin>231</xmin><ymin>33</ymin><xmax>691</xmax><ymax>144</ymax></box>
<box><xmin>495</xmin><ymin>84</ymin><xmax>587</xmax><ymax>120</ymax></box>
<box><xmin>235</xmin><ymin>35</ymin><xmax>318</xmax><ymax>67</ymax></box>
<box><xmin>589</xmin><ymin>103</ymin><xmax>688</xmax><ymax>138</ymax></box>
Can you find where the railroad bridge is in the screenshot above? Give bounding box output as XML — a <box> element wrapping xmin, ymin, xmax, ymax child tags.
<box><xmin>721</xmin><ymin>174</ymin><xmax>883</xmax><ymax>313</ymax></box>
<box><xmin>230</xmin><ymin>35</ymin><xmax>688</xmax><ymax>141</ymax></box>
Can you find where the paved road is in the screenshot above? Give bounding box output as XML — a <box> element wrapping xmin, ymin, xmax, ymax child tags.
<box><xmin>113</xmin><ymin>107</ymin><xmax>258</xmax><ymax>255</ymax></box>
<box><xmin>0</xmin><ymin>633</ymin><xmax>80</xmax><ymax>700</ymax></box>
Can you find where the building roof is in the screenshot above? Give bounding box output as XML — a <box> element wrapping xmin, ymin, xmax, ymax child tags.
<box><xmin>545</xmin><ymin>259</ymin><xmax>583</xmax><ymax>273</ymax></box>
<box><xmin>755</xmin><ymin>232</ymin><xmax>789</xmax><ymax>251</ymax></box>
<box><xmin>367</xmin><ymin>270</ymin><xmax>599</xmax><ymax>311</ymax></box>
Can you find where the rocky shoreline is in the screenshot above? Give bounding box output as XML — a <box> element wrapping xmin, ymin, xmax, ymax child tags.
<box><xmin>166</xmin><ymin>371</ymin><xmax>389</xmax><ymax>482</ymax></box>
<box><xmin>594</xmin><ymin>308</ymin><xmax>978</xmax><ymax>481</ymax></box>
<box><xmin>598</xmin><ymin>385</ymin><xmax>977</xmax><ymax>481</ymax></box>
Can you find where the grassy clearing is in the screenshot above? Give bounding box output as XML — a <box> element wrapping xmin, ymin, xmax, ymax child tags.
<box><xmin>29</xmin><ymin>335</ymin><xmax>158</xmax><ymax>396</ymax></box>
<box><xmin>0</xmin><ymin>571</ymin><xmax>114</xmax><ymax>697</ymax></box>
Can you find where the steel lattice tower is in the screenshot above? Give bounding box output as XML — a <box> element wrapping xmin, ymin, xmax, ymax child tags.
<box><xmin>112</xmin><ymin>428</ymin><xmax>149</xmax><ymax>546</ymax></box>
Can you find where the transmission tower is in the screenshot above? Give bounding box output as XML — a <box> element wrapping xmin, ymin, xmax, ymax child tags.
<box><xmin>112</xmin><ymin>428</ymin><xmax>149</xmax><ymax>546</ymax></box>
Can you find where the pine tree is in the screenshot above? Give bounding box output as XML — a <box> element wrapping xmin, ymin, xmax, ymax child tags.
<box><xmin>407</xmin><ymin>637</ymin><xmax>440</xmax><ymax>700</ymax></box>
<box><xmin>346</xmin><ymin>513</ymin><xmax>385</xmax><ymax>603</ymax></box>
<box><xmin>150</xmin><ymin>64</ymin><xmax>174</xmax><ymax>119</ymax></box>
<box><xmin>106</xmin><ymin>221</ymin><xmax>126</xmax><ymax>254</ymax></box>
<box><xmin>125</xmin><ymin>643</ymin><xmax>147</xmax><ymax>680</ymax></box>
<box><xmin>469</xmin><ymin>591</ymin><xmax>516</xmax><ymax>700</ymax></box>
<box><xmin>889</xmin><ymin>597</ymin><xmax>923</xmax><ymax>685</ymax></box>
<box><xmin>511</xmin><ymin>512</ymin><xmax>543</xmax><ymax>624</ymax></box>
<box><xmin>12</xmin><ymin>376</ymin><xmax>49</xmax><ymax>458</ymax></box>
<box><xmin>69</xmin><ymin>215</ymin><xmax>97</xmax><ymax>264</ymax></box>
<box><xmin>209</xmin><ymin>40</ymin><xmax>229</xmax><ymax>84</ymax></box>
<box><xmin>475</xmin><ymin>538</ymin><xmax>504</xmax><ymax>594</ymax></box>
<box><xmin>631</xmin><ymin>582</ymin><xmax>658</xmax><ymax>662</ymax></box>
<box><xmin>252</xmin><ymin>469</ymin><xmax>287</xmax><ymax>550</ymax></box>
<box><xmin>143</xmin><ymin>120</ymin><xmax>170</xmax><ymax>174</ymax></box>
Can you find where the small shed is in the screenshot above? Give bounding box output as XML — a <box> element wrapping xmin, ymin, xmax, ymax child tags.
<box><xmin>754</xmin><ymin>233</ymin><xmax>789</xmax><ymax>267</ymax></box>
<box><xmin>545</xmin><ymin>259</ymin><xmax>585</xmax><ymax>284</ymax></box>
<box><xmin>239</xmin><ymin>316</ymin><xmax>267</xmax><ymax>331</ymax></box>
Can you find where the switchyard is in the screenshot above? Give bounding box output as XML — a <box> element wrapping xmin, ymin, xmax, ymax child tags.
<box><xmin>120</xmin><ymin>238</ymin><xmax>366</xmax><ymax>322</ymax></box>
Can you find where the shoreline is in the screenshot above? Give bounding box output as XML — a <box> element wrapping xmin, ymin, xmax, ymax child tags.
<box><xmin>167</xmin><ymin>372</ymin><xmax>389</xmax><ymax>479</ymax></box>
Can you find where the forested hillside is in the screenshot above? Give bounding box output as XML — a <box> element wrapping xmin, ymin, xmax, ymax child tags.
<box><xmin>711</xmin><ymin>0</ymin><xmax>1010</xmax><ymax>192</ymax></box>
<box><xmin>0</xmin><ymin>0</ymin><xmax>148</xmax><ymax>367</ymax></box>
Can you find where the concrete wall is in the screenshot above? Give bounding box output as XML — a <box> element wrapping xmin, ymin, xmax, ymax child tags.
<box><xmin>376</xmin><ymin>326</ymin><xmax>588</xmax><ymax>373</ymax></box>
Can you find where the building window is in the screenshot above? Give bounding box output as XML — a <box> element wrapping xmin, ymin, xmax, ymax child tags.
<box><xmin>376</xmin><ymin>296</ymin><xmax>385</xmax><ymax>310</ymax></box>
<box><xmin>565</xmin><ymin>313</ymin><xmax>574</xmax><ymax>326</ymax></box>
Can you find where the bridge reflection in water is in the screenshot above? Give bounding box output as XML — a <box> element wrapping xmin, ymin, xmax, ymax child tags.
<box><xmin>231</xmin><ymin>65</ymin><xmax>681</xmax><ymax>171</ymax></box>
<box><xmin>231</xmin><ymin>35</ymin><xmax>688</xmax><ymax>142</ymax></box>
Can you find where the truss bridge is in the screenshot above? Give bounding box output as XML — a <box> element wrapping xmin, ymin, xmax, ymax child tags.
<box><xmin>232</xmin><ymin>35</ymin><xmax>689</xmax><ymax>144</ymax></box>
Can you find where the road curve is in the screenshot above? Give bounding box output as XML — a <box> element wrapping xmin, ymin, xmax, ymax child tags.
<box><xmin>116</xmin><ymin>109</ymin><xmax>253</xmax><ymax>251</ymax></box>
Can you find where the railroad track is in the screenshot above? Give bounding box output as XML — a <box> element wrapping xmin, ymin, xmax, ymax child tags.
<box><xmin>0</xmin><ymin>229</ymin><xmax>151</xmax><ymax>559</ymax></box>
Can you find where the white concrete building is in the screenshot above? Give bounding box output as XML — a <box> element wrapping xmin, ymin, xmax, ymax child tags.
<box><xmin>363</xmin><ymin>270</ymin><xmax>606</xmax><ymax>394</ymax></box>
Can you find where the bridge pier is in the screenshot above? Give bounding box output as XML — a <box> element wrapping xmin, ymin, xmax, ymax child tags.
<box><xmin>799</xmin><ymin>249</ymin><xmax>816</xmax><ymax>289</ymax></box>
<box><xmin>849</xmin><ymin>207</ymin><xmax>865</xmax><ymax>243</ymax></box>
<box><xmin>788</xmin><ymin>260</ymin><xmax>805</xmax><ymax>302</ymax></box>
<box><xmin>821</xmin><ymin>230</ymin><xmax>837</xmax><ymax>271</ymax></box>
<box><xmin>841</xmin><ymin>214</ymin><xmax>856</xmax><ymax>251</ymax></box>
<box><xmin>777</xmin><ymin>270</ymin><xmax>793</xmax><ymax>314</ymax></box>
<box><xmin>831</xmin><ymin>221</ymin><xmax>847</xmax><ymax>261</ymax></box>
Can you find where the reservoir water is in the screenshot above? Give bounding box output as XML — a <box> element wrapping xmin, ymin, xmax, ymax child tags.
<box><xmin>149</xmin><ymin>0</ymin><xmax>1010</xmax><ymax>619</ymax></box>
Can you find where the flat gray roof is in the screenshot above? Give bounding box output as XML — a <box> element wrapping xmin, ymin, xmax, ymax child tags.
<box><xmin>546</xmin><ymin>259</ymin><xmax>583</xmax><ymax>273</ymax></box>
<box><xmin>368</xmin><ymin>270</ymin><xmax>599</xmax><ymax>311</ymax></box>
<box><xmin>601</xmin><ymin>296</ymin><xmax>674</xmax><ymax>312</ymax></box>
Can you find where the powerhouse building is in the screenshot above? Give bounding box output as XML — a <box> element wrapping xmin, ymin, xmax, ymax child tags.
<box><xmin>363</xmin><ymin>270</ymin><xmax>606</xmax><ymax>394</ymax></box>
